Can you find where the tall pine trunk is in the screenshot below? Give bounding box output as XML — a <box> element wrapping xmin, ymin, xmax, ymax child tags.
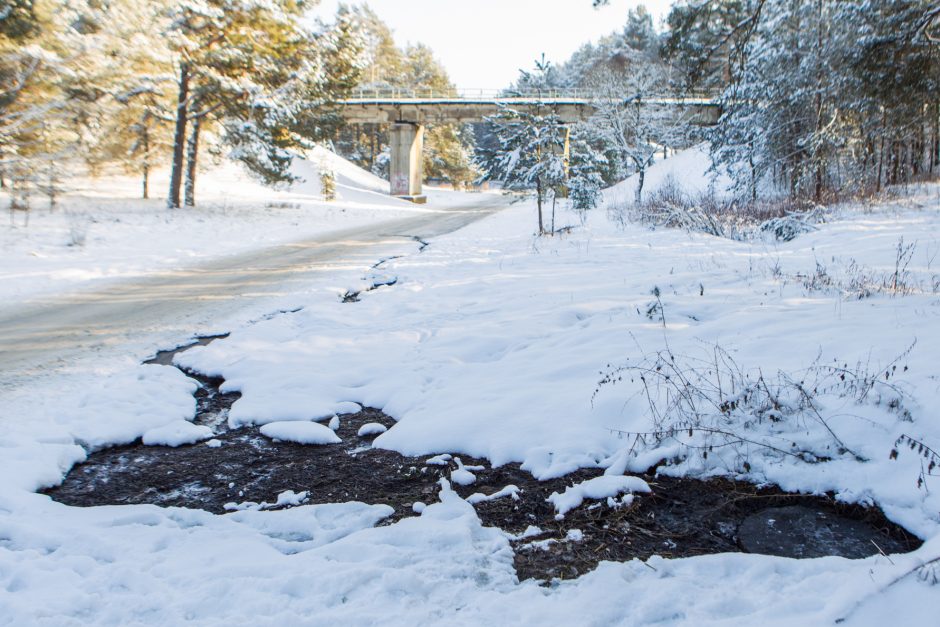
<box><xmin>930</xmin><ymin>100</ymin><xmax>940</xmax><ymax>172</ymax></box>
<box><xmin>167</xmin><ymin>64</ymin><xmax>190</xmax><ymax>209</ymax></box>
<box><xmin>184</xmin><ymin>116</ymin><xmax>201</xmax><ymax>207</ymax></box>
<box><xmin>536</xmin><ymin>178</ymin><xmax>544</xmax><ymax>235</ymax></box>
<box><xmin>812</xmin><ymin>0</ymin><xmax>825</xmax><ymax>203</ymax></box>
<box><xmin>877</xmin><ymin>111</ymin><xmax>887</xmax><ymax>193</ymax></box>
<box><xmin>551</xmin><ymin>194</ymin><xmax>556</xmax><ymax>234</ymax></box>
<box><xmin>141</xmin><ymin>124</ymin><xmax>150</xmax><ymax>200</ymax></box>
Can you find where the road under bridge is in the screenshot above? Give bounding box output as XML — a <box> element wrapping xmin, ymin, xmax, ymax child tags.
<box><xmin>338</xmin><ymin>89</ymin><xmax>720</xmax><ymax>201</ymax></box>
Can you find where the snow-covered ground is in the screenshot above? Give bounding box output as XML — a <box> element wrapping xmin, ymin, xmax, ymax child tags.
<box><xmin>2</xmin><ymin>148</ymin><xmax>940</xmax><ymax>624</ymax></box>
<box><xmin>0</xmin><ymin>146</ymin><xmax>447</xmax><ymax>303</ymax></box>
<box><xmin>605</xmin><ymin>142</ymin><xmax>733</xmax><ymax>205</ymax></box>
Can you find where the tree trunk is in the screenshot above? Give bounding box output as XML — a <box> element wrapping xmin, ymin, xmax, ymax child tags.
<box><xmin>930</xmin><ymin>101</ymin><xmax>940</xmax><ymax>172</ymax></box>
<box><xmin>891</xmin><ymin>141</ymin><xmax>900</xmax><ymax>185</ymax></box>
<box><xmin>749</xmin><ymin>147</ymin><xmax>757</xmax><ymax>202</ymax></box>
<box><xmin>141</xmin><ymin>124</ymin><xmax>150</xmax><ymax>200</ymax></box>
<box><xmin>536</xmin><ymin>178</ymin><xmax>544</xmax><ymax>235</ymax></box>
<box><xmin>551</xmin><ymin>194</ymin><xmax>556</xmax><ymax>234</ymax></box>
<box><xmin>877</xmin><ymin>112</ymin><xmax>886</xmax><ymax>193</ymax></box>
<box><xmin>812</xmin><ymin>0</ymin><xmax>825</xmax><ymax>204</ymax></box>
<box><xmin>184</xmin><ymin>116</ymin><xmax>201</xmax><ymax>207</ymax></box>
<box><xmin>635</xmin><ymin>167</ymin><xmax>645</xmax><ymax>205</ymax></box>
<box><xmin>370</xmin><ymin>126</ymin><xmax>376</xmax><ymax>169</ymax></box>
<box><xmin>167</xmin><ymin>64</ymin><xmax>190</xmax><ymax>209</ymax></box>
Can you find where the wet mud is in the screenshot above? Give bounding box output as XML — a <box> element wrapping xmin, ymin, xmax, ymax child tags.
<box><xmin>44</xmin><ymin>337</ymin><xmax>922</xmax><ymax>583</ymax></box>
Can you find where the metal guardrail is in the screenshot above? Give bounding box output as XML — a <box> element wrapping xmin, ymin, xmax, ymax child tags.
<box><xmin>346</xmin><ymin>87</ymin><xmax>718</xmax><ymax>102</ymax></box>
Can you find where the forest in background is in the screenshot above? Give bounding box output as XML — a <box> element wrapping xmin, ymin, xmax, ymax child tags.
<box><xmin>1</xmin><ymin>0</ymin><xmax>364</xmax><ymax>210</ymax></box>
<box><xmin>1</xmin><ymin>0</ymin><xmax>938</xmax><ymax>214</ymax></box>
<box><xmin>576</xmin><ymin>1</ymin><xmax>939</xmax><ymax>202</ymax></box>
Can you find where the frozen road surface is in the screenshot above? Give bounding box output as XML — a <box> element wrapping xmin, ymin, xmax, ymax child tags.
<box><xmin>0</xmin><ymin>197</ymin><xmax>505</xmax><ymax>388</ymax></box>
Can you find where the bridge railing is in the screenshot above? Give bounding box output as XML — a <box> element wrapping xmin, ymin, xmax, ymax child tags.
<box><xmin>346</xmin><ymin>87</ymin><xmax>718</xmax><ymax>102</ymax></box>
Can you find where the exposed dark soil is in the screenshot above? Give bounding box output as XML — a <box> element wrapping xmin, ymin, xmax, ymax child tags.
<box><xmin>342</xmin><ymin>277</ymin><xmax>397</xmax><ymax>303</ymax></box>
<box><xmin>465</xmin><ymin>468</ymin><xmax>919</xmax><ymax>581</ymax></box>
<box><xmin>44</xmin><ymin>336</ymin><xmax>922</xmax><ymax>583</ymax></box>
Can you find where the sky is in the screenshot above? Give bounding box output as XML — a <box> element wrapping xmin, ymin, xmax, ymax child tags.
<box><xmin>309</xmin><ymin>0</ymin><xmax>675</xmax><ymax>91</ymax></box>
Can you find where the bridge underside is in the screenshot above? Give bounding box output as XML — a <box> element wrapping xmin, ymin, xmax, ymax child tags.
<box><xmin>340</xmin><ymin>98</ymin><xmax>719</xmax><ymax>200</ymax></box>
<box><xmin>389</xmin><ymin>123</ymin><xmax>425</xmax><ymax>202</ymax></box>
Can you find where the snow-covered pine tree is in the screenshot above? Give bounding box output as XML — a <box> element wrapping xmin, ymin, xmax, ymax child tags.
<box><xmin>711</xmin><ymin>0</ymin><xmax>844</xmax><ymax>202</ymax></box>
<box><xmin>662</xmin><ymin>0</ymin><xmax>758</xmax><ymax>95</ymax></box>
<box><xmin>621</xmin><ymin>5</ymin><xmax>659</xmax><ymax>60</ymax></box>
<box><xmin>835</xmin><ymin>0</ymin><xmax>939</xmax><ymax>189</ymax></box>
<box><xmin>87</xmin><ymin>0</ymin><xmax>175</xmax><ymax>199</ymax></box>
<box><xmin>164</xmin><ymin>0</ymin><xmax>325</xmax><ymax>207</ymax></box>
<box><xmin>223</xmin><ymin>8</ymin><xmax>365</xmax><ymax>190</ymax></box>
<box><xmin>565</xmin><ymin>134</ymin><xmax>606</xmax><ymax>216</ymax></box>
<box><xmin>481</xmin><ymin>86</ymin><xmax>569</xmax><ymax>233</ymax></box>
<box><xmin>711</xmin><ymin>0</ymin><xmax>938</xmax><ymax>202</ymax></box>
<box><xmin>0</xmin><ymin>0</ymin><xmax>91</xmax><ymax>213</ymax></box>
<box><xmin>483</xmin><ymin>57</ymin><xmax>593</xmax><ymax>234</ymax></box>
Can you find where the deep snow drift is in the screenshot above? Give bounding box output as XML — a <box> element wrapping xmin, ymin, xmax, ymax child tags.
<box><xmin>1</xmin><ymin>147</ymin><xmax>939</xmax><ymax>623</ymax></box>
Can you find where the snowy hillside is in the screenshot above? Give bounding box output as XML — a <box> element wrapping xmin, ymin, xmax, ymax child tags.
<box><xmin>604</xmin><ymin>143</ymin><xmax>733</xmax><ymax>205</ymax></box>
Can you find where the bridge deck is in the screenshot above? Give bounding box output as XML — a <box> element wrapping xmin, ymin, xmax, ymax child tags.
<box><xmin>340</xmin><ymin>95</ymin><xmax>719</xmax><ymax>125</ymax></box>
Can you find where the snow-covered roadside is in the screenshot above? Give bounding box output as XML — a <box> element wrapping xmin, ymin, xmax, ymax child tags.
<box><xmin>0</xmin><ymin>147</ymin><xmax>476</xmax><ymax>304</ymax></box>
<box><xmin>2</xmin><ymin>179</ymin><xmax>940</xmax><ymax>623</ymax></box>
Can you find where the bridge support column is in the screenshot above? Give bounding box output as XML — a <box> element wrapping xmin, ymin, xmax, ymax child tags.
<box><xmin>389</xmin><ymin>122</ymin><xmax>426</xmax><ymax>203</ymax></box>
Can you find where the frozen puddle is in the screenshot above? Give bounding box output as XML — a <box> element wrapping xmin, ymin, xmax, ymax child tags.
<box><xmin>44</xmin><ymin>338</ymin><xmax>922</xmax><ymax>582</ymax></box>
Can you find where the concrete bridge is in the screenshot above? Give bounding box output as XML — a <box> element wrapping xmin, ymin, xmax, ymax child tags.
<box><xmin>339</xmin><ymin>89</ymin><xmax>720</xmax><ymax>201</ymax></box>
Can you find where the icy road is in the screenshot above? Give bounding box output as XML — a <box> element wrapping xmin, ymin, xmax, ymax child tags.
<box><xmin>0</xmin><ymin>197</ymin><xmax>505</xmax><ymax>388</ymax></box>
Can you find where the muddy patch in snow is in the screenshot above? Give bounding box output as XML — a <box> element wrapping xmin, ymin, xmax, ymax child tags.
<box><xmin>44</xmin><ymin>336</ymin><xmax>921</xmax><ymax>582</ymax></box>
<box><xmin>45</xmin><ymin>406</ymin><xmax>441</xmax><ymax>518</ymax></box>
<box><xmin>47</xmin><ymin>424</ymin><xmax>919</xmax><ymax>583</ymax></box>
<box><xmin>464</xmin><ymin>469</ymin><xmax>920</xmax><ymax>581</ymax></box>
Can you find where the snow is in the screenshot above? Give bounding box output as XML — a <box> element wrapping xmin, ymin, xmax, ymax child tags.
<box><xmin>450</xmin><ymin>457</ymin><xmax>479</xmax><ymax>486</ymax></box>
<box><xmin>259</xmin><ymin>421</ymin><xmax>342</xmax><ymax>445</ymax></box>
<box><xmin>604</xmin><ymin>142</ymin><xmax>733</xmax><ymax>205</ymax></box>
<box><xmin>141</xmin><ymin>420</ymin><xmax>213</xmax><ymax>447</ymax></box>
<box><xmin>328</xmin><ymin>414</ymin><xmax>340</xmax><ymax>431</ymax></box>
<box><xmin>466</xmin><ymin>485</ymin><xmax>520</xmax><ymax>505</ymax></box>
<box><xmin>0</xmin><ymin>146</ymin><xmax>424</xmax><ymax>303</ymax></box>
<box><xmin>273</xmin><ymin>490</ymin><xmax>308</xmax><ymax>507</ymax></box>
<box><xmin>425</xmin><ymin>453</ymin><xmax>452</xmax><ymax>465</ymax></box>
<box><xmin>357</xmin><ymin>422</ymin><xmax>388</xmax><ymax>437</ymax></box>
<box><xmin>548</xmin><ymin>475</ymin><xmax>651</xmax><ymax>516</ymax></box>
<box><xmin>32</xmin><ymin>363</ymin><xmax>198</xmax><ymax>456</ymax></box>
<box><xmin>1</xmin><ymin>145</ymin><xmax>940</xmax><ymax>623</ymax></box>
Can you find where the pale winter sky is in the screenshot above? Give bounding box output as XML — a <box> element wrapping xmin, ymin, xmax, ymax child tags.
<box><xmin>309</xmin><ymin>0</ymin><xmax>674</xmax><ymax>91</ymax></box>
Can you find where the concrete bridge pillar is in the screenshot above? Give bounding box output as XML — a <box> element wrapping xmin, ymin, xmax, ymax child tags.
<box><xmin>389</xmin><ymin>122</ymin><xmax>426</xmax><ymax>203</ymax></box>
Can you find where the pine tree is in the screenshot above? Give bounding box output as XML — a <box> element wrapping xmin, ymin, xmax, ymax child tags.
<box><xmin>482</xmin><ymin>58</ymin><xmax>570</xmax><ymax>235</ymax></box>
<box><xmin>0</xmin><ymin>0</ymin><xmax>77</xmax><ymax>212</ymax></box>
<box><xmin>164</xmin><ymin>0</ymin><xmax>317</xmax><ymax>207</ymax></box>
<box><xmin>566</xmin><ymin>134</ymin><xmax>606</xmax><ymax>216</ymax></box>
<box><xmin>710</xmin><ymin>0</ymin><xmax>938</xmax><ymax>201</ymax></box>
<box><xmin>90</xmin><ymin>0</ymin><xmax>175</xmax><ymax>199</ymax></box>
<box><xmin>662</xmin><ymin>0</ymin><xmax>757</xmax><ymax>94</ymax></box>
<box><xmin>622</xmin><ymin>5</ymin><xmax>658</xmax><ymax>59</ymax></box>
